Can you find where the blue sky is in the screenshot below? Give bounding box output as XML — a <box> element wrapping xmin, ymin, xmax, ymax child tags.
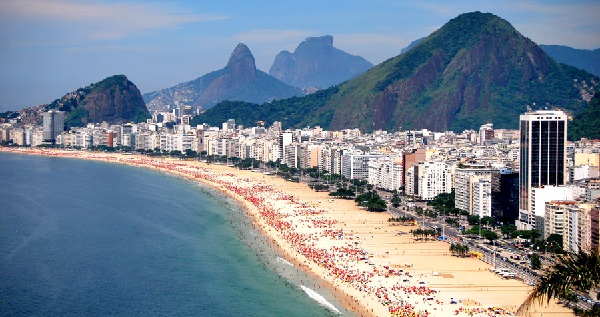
<box><xmin>1</xmin><ymin>0</ymin><xmax>599</xmax><ymax>112</ymax></box>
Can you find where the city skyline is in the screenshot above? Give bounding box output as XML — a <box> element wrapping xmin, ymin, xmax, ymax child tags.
<box><xmin>1</xmin><ymin>0</ymin><xmax>600</xmax><ymax>113</ymax></box>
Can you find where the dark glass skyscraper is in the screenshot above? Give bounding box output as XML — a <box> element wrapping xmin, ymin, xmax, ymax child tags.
<box><xmin>518</xmin><ymin>110</ymin><xmax>567</xmax><ymax>230</ymax></box>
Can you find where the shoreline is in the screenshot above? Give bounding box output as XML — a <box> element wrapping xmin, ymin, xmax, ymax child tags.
<box><xmin>1</xmin><ymin>147</ymin><xmax>574</xmax><ymax>317</ymax></box>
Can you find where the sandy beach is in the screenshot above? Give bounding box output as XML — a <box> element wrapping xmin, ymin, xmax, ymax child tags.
<box><xmin>1</xmin><ymin>147</ymin><xmax>575</xmax><ymax>317</ymax></box>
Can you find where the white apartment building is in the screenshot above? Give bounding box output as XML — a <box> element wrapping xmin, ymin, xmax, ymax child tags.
<box><xmin>30</xmin><ymin>129</ymin><xmax>44</xmax><ymax>146</ymax></box>
<box><xmin>196</xmin><ymin>128</ymin><xmax>219</xmax><ymax>153</ymax></box>
<box><xmin>341</xmin><ymin>154</ymin><xmax>387</xmax><ymax>180</ymax></box>
<box><xmin>10</xmin><ymin>127</ymin><xmax>26</xmax><ymax>146</ymax></box>
<box><xmin>418</xmin><ymin>161</ymin><xmax>452</xmax><ymax>200</ymax></box>
<box><xmin>173</xmin><ymin>133</ymin><xmax>197</xmax><ymax>153</ymax></box>
<box><xmin>239</xmin><ymin>139</ymin><xmax>254</xmax><ymax>160</ymax></box>
<box><xmin>570</xmin><ymin>165</ymin><xmax>600</xmax><ymax>182</ymax></box>
<box><xmin>159</xmin><ymin>133</ymin><xmax>173</xmax><ymax>151</ymax></box>
<box><xmin>472</xmin><ymin>179</ymin><xmax>492</xmax><ymax>217</ymax></box>
<box><xmin>586</xmin><ymin>180</ymin><xmax>600</xmax><ymax>202</ymax></box>
<box><xmin>367</xmin><ymin>156</ymin><xmax>403</xmax><ymax>191</ymax></box>
<box><xmin>405</xmin><ymin>165</ymin><xmax>416</xmax><ymax>197</ymax></box>
<box><xmin>135</xmin><ymin>132</ymin><xmax>158</xmax><ymax>151</ymax></box>
<box><xmin>317</xmin><ymin>145</ymin><xmax>339</xmax><ymax>174</ymax></box>
<box><xmin>278</xmin><ymin>132</ymin><xmax>293</xmax><ymax>160</ymax></box>
<box><xmin>406</xmin><ymin>161</ymin><xmax>452</xmax><ymax>200</ymax></box>
<box><xmin>545</xmin><ymin>201</ymin><xmax>595</xmax><ymax>253</ymax></box>
<box><xmin>283</xmin><ymin>143</ymin><xmax>301</xmax><ymax>168</ymax></box>
<box><xmin>479</xmin><ymin>123</ymin><xmax>494</xmax><ymax>145</ymax></box>
<box><xmin>206</xmin><ymin>137</ymin><xmax>239</xmax><ymax>157</ymax></box>
<box><xmin>544</xmin><ymin>201</ymin><xmax>570</xmax><ymax>240</ymax></box>
<box><xmin>454</xmin><ymin>167</ymin><xmax>496</xmax><ymax>215</ymax></box>
<box><xmin>532</xmin><ymin>185</ymin><xmax>582</xmax><ymax>231</ymax></box>
<box><xmin>260</xmin><ymin>139</ymin><xmax>279</xmax><ymax>162</ymax></box>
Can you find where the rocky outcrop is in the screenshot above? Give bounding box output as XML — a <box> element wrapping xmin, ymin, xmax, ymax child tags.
<box><xmin>269</xmin><ymin>35</ymin><xmax>373</xmax><ymax>89</ymax></box>
<box><xmin>143</xmin><ymin>44</ymin><xmax>301</xmax><ymax>111</ymax></box>
<box><xmin>195</xmin><ymin>44</ymin><xmax>258</xmax><ymax>106</ymax></box>
<box><xmin>50</xmin><ymin>75</ymin><xmax>149</xmax><ymax>127</ymax></box>
<box><xmin>83</xmin><ymin>75</ymin><xmax>148</xmax><ymax>124</ymax></box>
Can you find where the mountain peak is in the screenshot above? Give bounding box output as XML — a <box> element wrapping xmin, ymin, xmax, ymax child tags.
<box><xmin>143</xmin><ymin>43</ymin><xmax>301</xmax><ymax>111</ymax></box>
<box><xmin>227</xmin><ymin>43</ymin><xmax>255</xmax><ymax>68</ymax></box>
<box><xmin>269</xmin><ymin>35</ymin><xmax>372</xmax><ymax>89</ymax></box>
<box><xmin>300</xmin><ymin>35</ymin><xmax>334</xmax><ymax>48</ymax></box>
<box><xmin>49</xmin><ymin>74</ymin><xmax>148</xmax><ymax>128</ymax></box>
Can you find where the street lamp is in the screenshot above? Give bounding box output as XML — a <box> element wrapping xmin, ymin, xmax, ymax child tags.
<box><xmin>493</xmin><ymin>239</ymin><xmax>496</xmax><ymax>269</ymax></box>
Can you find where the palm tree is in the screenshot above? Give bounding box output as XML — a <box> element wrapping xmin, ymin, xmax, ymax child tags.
<box><xmin>518</xmin><ymin>250</ymin><xmax>600</xmax><ymax>315</ymax></box>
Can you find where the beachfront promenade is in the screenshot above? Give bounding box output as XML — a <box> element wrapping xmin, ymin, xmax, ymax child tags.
<box><xmin>1</xmin><ymin>147</ymin><xmax>574</xmax><ymax>317</ymax></box>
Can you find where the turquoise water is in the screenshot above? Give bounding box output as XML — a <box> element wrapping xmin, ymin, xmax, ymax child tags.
<box><xmin>0</xmin><ymin>152</ymin><xmax>354</xmax><ymax>316</ymax></box>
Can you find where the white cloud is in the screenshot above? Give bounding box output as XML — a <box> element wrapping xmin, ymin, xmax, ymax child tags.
<box><xmin>1</xmin><ymin>0</ymin><xmax>230</xmax><ymax>40</ymax></box>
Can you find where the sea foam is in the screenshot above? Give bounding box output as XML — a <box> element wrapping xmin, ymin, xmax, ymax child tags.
<box><xmin>276</xmin><ymin>256</ymin><xmax>295</xmax><ymax>267</ymax></box>
<box><xmin>300</xmin><ymin>285</ymin><xmax>341</xmax><ymax>314</ymax></box>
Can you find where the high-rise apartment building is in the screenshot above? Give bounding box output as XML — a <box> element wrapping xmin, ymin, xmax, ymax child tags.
<box><xmin>278</xmin><ymin>132</ymin><xmax>293</xmax><ymax>161</ymax></box>
<box><xmin>455</xmin><ymin>166</ymin><xmax>496</xmax><ymax>216</ymax></box>
<box><xmin>406</xmin><ymin>161</ymin><xmax>451</xmax><ymax>200</ymax></box>
<box><xmin>479</xmin><ymin>123</ymin><xmax>494</xmax><ymax>145</ymax></box>
<box><xmin>42</xmin><ymin>110</ymin><xmax>65</xmax><ymax>144</ymax></box>
<box><xmin>518</xmin><ymin>110</ymin><xmax>567</xmax><ymax>230</ymax></box>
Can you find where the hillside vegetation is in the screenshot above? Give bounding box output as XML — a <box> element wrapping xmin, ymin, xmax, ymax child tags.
<box><xmin>195</xmin><ymin>12</ymin><xmax>598</xmax><ymax>134</ymax></box>
<box><xmin>49</xmin><ymin>75</ymin><xmax>149</xmax><ymax>128</ymax></box>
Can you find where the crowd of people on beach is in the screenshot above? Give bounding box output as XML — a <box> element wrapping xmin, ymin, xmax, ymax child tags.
<box><xmin>4</xmin><ymin>148</ymin><xmax>518</xmax><ymax>317</ymax></box>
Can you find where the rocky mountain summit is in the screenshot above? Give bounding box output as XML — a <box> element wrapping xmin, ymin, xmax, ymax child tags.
<box><xmin>49</xmin><ymin>75</ymin><xmax>149</xmax><ymax>127</ymax></box>
<box><xmin>269</xmin><ymin>35</ymin><xmax>373</xmax><ymax>89</ymax></box>
<box><xmin>143</xmin><ymin>44</ymin><xmax>301</xmax><ymax>111</ymax></box>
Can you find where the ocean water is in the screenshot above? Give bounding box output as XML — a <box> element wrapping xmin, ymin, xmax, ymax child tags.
<box><xmin>0</xmin><ymin>152</ymin><xmax>355</xmax><ymax>317</ymax></box>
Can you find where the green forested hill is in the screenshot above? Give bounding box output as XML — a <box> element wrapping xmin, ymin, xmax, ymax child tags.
<box><xmin>191</xmin><ymin>87</ymin><xmax>338</xmax><ymax>128</ymax></box>
<box><xmin>570</xmin><ymin>92</ymin><xmax>600</xmax><ymax>141</ymax></box>
<box><xmin>49</xmin><ymin>75</ymin><xmax>149</xmax><ymax>128</ymax></box>
<box><xmin>195</xmin><ymin>12</ymin><xmax>598</xmax><ymax>133</ymax></box>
